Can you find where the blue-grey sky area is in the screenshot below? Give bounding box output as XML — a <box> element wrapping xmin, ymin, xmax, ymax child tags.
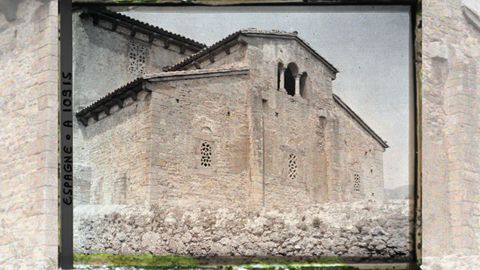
<box><xmin>119</xmin><ymin>6</ymin><xmax>411</xmax><ymax>189</ymax></box>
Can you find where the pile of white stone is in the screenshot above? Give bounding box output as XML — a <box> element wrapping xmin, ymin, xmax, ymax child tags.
<box><xmin>74</xmin><ymin>200</ymin><xmax>412</xmax><ymax>262</ymax></box>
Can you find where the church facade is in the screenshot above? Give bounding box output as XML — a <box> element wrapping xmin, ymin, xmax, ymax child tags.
<box><xmin>73</xmin><ymin>7</ymin><xmax>388</xmax><ymax>210</ymax></box>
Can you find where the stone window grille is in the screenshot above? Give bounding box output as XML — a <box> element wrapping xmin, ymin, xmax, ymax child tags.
<box><xmin>353</xmin><ymin>173</ymin><xmax>361</xmax><ymax>192</ymax></box>
<box><xmin>128</xmin><ymin>41</ymin><xmax>147</xmax><ymax>77</ymax></box>
<box><xmin>200</xmin><ymin>142</ymin><xmax>212</xmax><ymax>167</ymax></box>
<box><xmin>288</xmin><ymin>153</ymin><xmax>297</xmax><ymax>180</ymax></box>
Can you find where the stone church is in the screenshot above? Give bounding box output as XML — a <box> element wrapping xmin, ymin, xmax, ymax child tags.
<box><xmin>73</xmin><ymin>7</ymin><xmax>388</xmax><ymax>210</ymax></box>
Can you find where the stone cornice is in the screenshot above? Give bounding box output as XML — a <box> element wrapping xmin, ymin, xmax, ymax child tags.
<box><xmin>76</xmin><ymin>67</ymin><xmax>250</xmax><ymax>126</ymax></box>
<box><xmin>78</xmin><ymin>7</ymin><xmax>206</xmax><ymax>52</ymax></box>
<box><xmin>164</xmin><ymin>29</ymin><xmax>338</xmax><ymax>76</ymax></box>
<box><xmin>146</xmin><ymin>66</ymin><xmax>249</xmax><ymax>82</ymax></box>
<box><xmin>333</xmin><ymin>94</ymin><xmax>389</xmax><ymax>149</ymax></box>
<box><xmin>76</xmin><ymin>78</ymin><xmax>149</xmax><ymax>126</ymax></box>
<box><xmin>463</xmin><ymin>0</ymin><xmax>480</xmax><ymax>31</ymax></box>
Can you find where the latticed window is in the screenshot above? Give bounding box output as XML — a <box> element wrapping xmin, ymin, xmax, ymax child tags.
<box><xmin>200</xmin><ymin>142</ymin><xmax>212</xmax><ymax>167</ymax></box>
<box><xmin>353</xmin><ymin>173</ymin><xmax>361</xmax><ymax>192</ymax></box>
<box><xmin>288</xmin><ymin>153</ymin><xmax>297</xmax><ymax>180</ymax></box>
<box><xmin>127</xmin><ymin>41</ymin><xmax>147</xmax><ymax>77</ymax></box>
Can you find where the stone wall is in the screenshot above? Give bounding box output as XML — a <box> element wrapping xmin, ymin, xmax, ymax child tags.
<box><xmin>75</xmin><ymin>32</ymin><xmax>387</xmax><ymax>210</ymax></box>
<box><xmin>149</xmin><ymin>72</ymin><xmax>252</xmax><ymax>209</ymax></box>
<box><xmin>72</xmin><ymin>10</ymin><xmax>196</xmax><ymax>111</ymax></box>
<box><xmin>422</xmin><ymin>0</ymin><xmax>480</xmax><ymax>266</ymax></box>
<box><xmin>196</xmin><ymin>42</ymin><xmax>247</xmax><ymax>70</ymax></box>
<box><xmin>245</xmin><ymin>36</ymin><xmax>335</xmax><ymax>108</ymax></box>
<box><xmin>261</xmin><ymin>88</ymin><xmax>328</xmax><ymax>207</ymax></box>
<box><xmin>244</xmin><ymin>36</ymin><xmax>385</xmax><ymax>204</ymax></box>
<box><xmin>77</xmin><ymin>91</ymin><xmax>152</xmax><ymax>205</ymax></box>
<box><xmin>74</xmin><ymin>201</ymin><xmax>413</xmax><ymax>262</ymax></box>
<box><xmin>333</xmin><ymin>102</ymin><xmax>385</xmax><ymax>203</ymax></box>
<box><xmin>72</xmin><ymin>10</ymin><xmax>201</xmax><ymax>203</ymax></box>
<box><xmin>0</xmin><ymin>0</ymin><xmax>58</xmax><ymax>268</ymax></box>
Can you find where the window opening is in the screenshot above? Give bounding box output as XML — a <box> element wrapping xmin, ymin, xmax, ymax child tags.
<box><xmin>288</xmin><ymin>153</ymin><xmax>298</xmax><ymax>180</ymax></box>
<box><xmin>200</xmin><ymin>142</ymin><xmax>212</xmax><ymax>167</ymax></box>
<box><xmin>353</xmin><ymin>173</ymin><xmax>361</xmax><ymax>192</ymax></box>
<box><xmin>128</xmin><ymin>41</ymin><xmax>147</xmax><ymax>77</ymax></box>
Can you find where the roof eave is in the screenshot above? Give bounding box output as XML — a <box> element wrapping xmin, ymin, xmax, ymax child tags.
<box><xmin>241</xmin><ymin>32</ymin><xmax>339</xmax><ymax>74</ymax></box>
<box><xmin>78</xmin><ymin>7</ymin><xmax>207</xmax><ymax>52</ymax></box>
<box><xmin>76</xmin><ymin>67</ymin><xmax>250</xmax><ymax>126</ymax></box>
<box><xmin>333</xmin><ymin>94</ymin><xmax>389</xmax><ymax>149</ymax></box>
<box><xmin>164</xmin><ymin>31</ymin><xmax>243</xmax><ymax>72</ymax></box>
<box><xmin>165</xmin><ymin>30</ymin><xmax>339</xmax><ymax>75</ymax></box>
<box><xmin>76</xmin><ymin>78</ymin><xmax>148</xmax><ymax>126</ymax></box>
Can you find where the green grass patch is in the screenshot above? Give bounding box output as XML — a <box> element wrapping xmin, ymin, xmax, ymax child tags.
<box><xmin>234</xmin><ymin>263</ymin><xmax>352</xmax><ymax>270</ymax></box>
<box><xmin>212</xmin><ymin>257</ymin><xmax>351</xmax><ymax>270</ymax></box>
<box><xmin>74</xmin><ymin>253</ymin><xmax>356</xmax><ymax>269</ymax></box>
<box><xmin>74</xmin><ymin>253</ymin><xmax>200</xmax><ymax>268</ymax></box>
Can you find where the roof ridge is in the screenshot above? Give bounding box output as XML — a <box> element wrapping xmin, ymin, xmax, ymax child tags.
<box><xmin>333</xmin><ymin>94</ymin><xmax>388</xmax><ymax>149</ymax></box>
<box><xmin>163</xmin><ymin>30</ymin><xmax>243</xmax><ymax>72</ymax></box>
<box><xmin>163</xmin><ymin>29</ymin><xmax>338</xmax><ymax>73</ymax></box>
<box><xmin>145</xmin><ymin>65</ymin><xmax>249</xmax><ymax>79</ymax></box>
<box><xmin>80</xmin><ymin>7</ymin><xmax>207</xmax><ymax>50</ymax></box>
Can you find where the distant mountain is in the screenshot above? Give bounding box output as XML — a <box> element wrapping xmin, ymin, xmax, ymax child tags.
<box><xmin>384</xmin><ymin>185</ymin><xmax>410</xmax><ymax>200</ymax></box>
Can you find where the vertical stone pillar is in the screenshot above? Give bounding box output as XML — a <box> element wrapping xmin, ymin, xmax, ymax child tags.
<box><xmin>113</xmin><ymin>173</ymin><xmax>127</xmax><ymax>205</ymax></box>
<box><xmin>295</xmin><ymin>74</ymin><xmax>301</xmax><ymax>96</ymax></box>
<box><xmin>0</xmin><ymin>0</ymin><xmax>59</xmax><ymax>268</ymax></box>
<box><xmin>423</xmin><ymin>0</ymin><xmax>480</xmax><ymax>267</ymax></box>
<box><xmin>279</xmin><ymin>67</ymin><xmax>286</xmax><ymax>91</ymax></box>
<box><xmin>247</xmin><ymin>86</ymin><xmax>265</xmax><ymax>209</ymax></box>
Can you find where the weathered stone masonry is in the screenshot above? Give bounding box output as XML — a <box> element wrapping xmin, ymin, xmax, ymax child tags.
<box><xmin>74</xmin><ymin>201</ymin><xmax>412</xmax><ymax>261</ymax></box>
<box><xmin>74</xmin><ymin>8</ymin><xmax>389</xmax><ymax>211</ymax></box>
<box><xmin>73</xmin><ymin>7</ymin><xmax>207</xmax><ymax>205</ymax></box>
<box><xmin>0</xmin><ymin>0</ymin><xmax>58</xmax><ymax>269</ymax></box>
<box><xmin>422</xmin><ymin>0</ymin><xmax>480</xmax><ymax>266</ymax></box>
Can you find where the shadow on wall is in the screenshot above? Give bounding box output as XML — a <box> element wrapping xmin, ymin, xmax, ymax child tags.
<box><xmin>0</xmin><ymin>0</ymin><xmax>52</xmax><ymax>23</ymax></box>
<box><xmin>0</xmin><ymin>0</ymin><xmax>20</xmax><ymax>22</ymax></box>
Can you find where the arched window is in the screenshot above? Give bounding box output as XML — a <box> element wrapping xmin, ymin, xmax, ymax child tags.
<box><xmin>284</xmin><ymin>63</ymin><xmax>298</xmax><ymax>96</ymax></box>
<box><xmin>300</xmin><ymin>72</ymin><xmax>308</xmax><ymax>98</ymax></box>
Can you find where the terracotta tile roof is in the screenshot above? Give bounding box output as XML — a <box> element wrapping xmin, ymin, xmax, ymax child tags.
<box><xmin>78</xmin><ymin>7</ymin><xmax>206</xmax><ymax>51</ymax></box>
<box><xmin>164</xmin><ymin>29</ymin><xmax>338</xmax><ymax>73</ymax></box>
<box><xmin>333</xmin><ymin>94</ymin><xmax>389</xmax><ymax>149</ymax></box>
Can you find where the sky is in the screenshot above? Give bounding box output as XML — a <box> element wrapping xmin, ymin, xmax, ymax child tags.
<box><xmin>118</xmin><ymin>6</ymin><xmax>412</xmax><ymax>189</ymax></box>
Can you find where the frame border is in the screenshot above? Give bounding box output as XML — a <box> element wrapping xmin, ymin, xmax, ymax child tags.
<box><xmin>63</xmin><ymin>1</ymin><xmax>422</xmax><ymax>269</ymax></box>
<box><xmin>60</xmin><ymin>0</ymin><xmax>74</xmax><ymax>269</ymax></box>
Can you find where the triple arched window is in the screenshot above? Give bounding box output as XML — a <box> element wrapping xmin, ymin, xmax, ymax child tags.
<box><xmin>277</xmin><ymin>62</ymin><xmax>308</xmax><ymax>98</ymax></box>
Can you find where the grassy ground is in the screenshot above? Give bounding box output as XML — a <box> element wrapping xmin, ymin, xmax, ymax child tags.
<box><xmin>74</xmin><ymin>253</ymin><xmax>200</xmax><ymax>268</ymax></box>
<box><xmin>73</xmin><ymin>253</ymin><xmax>353</xmax><ymax>269</ymax></box>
